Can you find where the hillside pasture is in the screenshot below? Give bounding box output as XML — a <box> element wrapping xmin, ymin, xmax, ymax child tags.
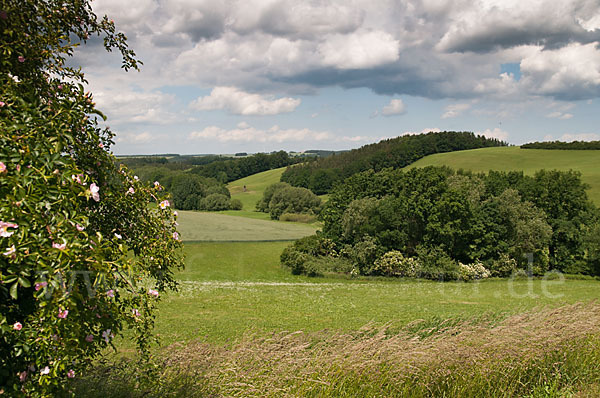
<box><xmin>227</xmin><ymin>166</ymin><xmax>286</xmax><ymax>210</ymax></box>
<box><xmin>176</xmin><ymin>211</ymin><xmax>318</xmax><ymax>241</ymax></box>
<box><xmin>407</xmin><ymin>146</ymin><xmax>600</xmax><ymax>204</ymax></box>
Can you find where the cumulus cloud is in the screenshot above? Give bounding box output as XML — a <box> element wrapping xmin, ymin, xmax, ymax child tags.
<box><xmin>190</xmin><ymin>87</ymin><xmax>301</xmax><ymax>115</ymax></box>
<box><xmin>93</xmin><ymin>89</ymin><xmax>177</xmax><ymax>125</ymax></box>
<box><xmin>115</xmin><ymin>131</ymin><xmax>164</xmax><ymax>144</ymax></box>
<box><xmin>381</xmin><ymin>99</ymin><xmax>406</xmax><ymax>116</ymax></box>
<box><xmin>478</xmin><ymin>128</ymin><xmax>509</xmax><ymax>141</ymax></box>
<box><xmin>442</xmin><ymin>103</ymin><xmax>471</xmax><ymax>118</ymax></box>
<box><xmin>88</xmin><ymin>0</ymin><xmax>600</xmax><ymax>105</ymax></box>
<box><xmin>189</xmin><ymin>124</ymin><xmax>332</xmax><ymax>143</ymax></box>
<box><xmin>558</xmin><ymin>133</ymin><xmax>600</xmax><ymax>141</ymax></box>
<box><xmin>546</xmin><ymin>111</ymin><xmax>573</xmax><ymax>119</ymax></box>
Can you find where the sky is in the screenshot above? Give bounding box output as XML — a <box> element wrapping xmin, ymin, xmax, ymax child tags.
<box><xmin>77</xmin><ymin>0</ymin><xmax>600</xmax><ymax>155</ymax></box>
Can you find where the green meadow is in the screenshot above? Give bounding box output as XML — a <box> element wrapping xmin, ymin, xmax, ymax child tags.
<box><xmin>407</xmin><ymin>146</ymin><xmax>600</xmax><ymax>204</ymax></box>
<box><xmin>227</xmin><ymin>166</ymin><xmax>286</xmax><ymax>210</ymax></box>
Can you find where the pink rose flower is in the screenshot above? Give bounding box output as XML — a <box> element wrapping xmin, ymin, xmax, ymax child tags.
<box><xmin>0</xmin><ymin>221</ymin><xmax>18</xmax><ymax>237</ymax></box>
<box><xmin>127</xmin><ymin>187</ymin><xmax>135</xmax><ymax>195</ymax></box>
<box><xmin>40</xmin><ymin>366</ymin><xmax>50</xmax><ymax>375</ymax></box>
<box><xmin>13</xmin><ymin>322</ymin><xmax>22</xmax><ymax>330</ymax></box>
<box><xmin>106</xmin><ymin>289</ymin><xmax>115</xmax><ymax>298</ymax></box>
<box><xmin>52</xmin><ymin>242</ymin><xmax>66</xmax><ymax>250</ymax></box>
<box><xmin>0</xmin><ymin>161</ymin><xmax>6</xmax><ymax>172</ymax></box>
<box><xmin>76</xmin><ymin>224</ymin><xmax>85</xmax><ymax>232</ymax></box>
<box><xmin>19</xmin><ymin>371</ymin><xmax>27</xmax><ymax>382</ymax></box>
<box><xmin>90</xmin><ymin>183</ymin><xmax>100</xmax><ymax>202</ymax></box>
<box><xmin>148</xmin><ymin>289</ymin><xmax>159</xmax><ymax>298</ymax></box>
<box><xmin>67</xmin><ymin>369</ymin><xmax>75</xmax><ymax>378</ymax></box>
<box><xmin>102</xmin><ymin>329</ymin><xmax>113</xmax><ymax>343</ymax></box>
<box><xmin>132</xmin><ymin>309</ymin><xmax>140</xmax><ymax>317</ymax></box>
<box><xmin>85</xmin><ymin>334</ymin><xmax>94</xmax><ymax>342</ymax></box>
<box><xmin>35</xmin><ymin>281</ymin><xmax>48</xmax><ymax>291</ymax></box>
<box><xmin>58</xmin><ymin>308</ymin><xmax>68</xmax><ymax>319</ymax></box>
<box><xmin>3</xmin><ymin>245</ymin><xmax>16</xmax><ymax>256</ymax></box>
<box><xmin>159</xmin><ymin>200</ymin><xmax>170</xmax><ymax>209</ymax></box>
<box><xmin>18</xmin><ymin>56</ymin><xmax>25</xmax><ymax>63</ymax></box>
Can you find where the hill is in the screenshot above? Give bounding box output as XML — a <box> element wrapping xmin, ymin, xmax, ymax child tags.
<box><xmin>227</xmin><ymin>167</ymin><xmax>287</xmax><ymax>210</ymax></box>
<box><xmin>281</xmin><ymin>131</ymin><xmax>507</xmax><ymax>194</ymax></box>
<box><xmin>406</xmin><ymin>146</ymin><xmax>600</xmax><ymax>204</ymax></box>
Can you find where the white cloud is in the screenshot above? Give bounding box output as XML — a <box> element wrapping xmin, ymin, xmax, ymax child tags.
<box><xmin>190</xmin><ymin>87</ymin><xmax>301</xmax><ymax>115</ymax></box>
<box><xmin>93</xmin><ymin>89</ymin><xmax>177</xmax><ymax>125</ymax></box>
<box><xmin>545</xmin><ymin>111</ymin><xmax>573</xmax><ymax>119</ymax></box>
<box><xmin>442</xmin><ymin>103</ymin><xmax>471</xmax><ymax>119</ymax></box>
<box><xmin>381</xmin><ymin>99</ymin><xmax>406</xmax><ymax>116</ymax></box>
<box><xmin>478</xmin><ymin>128</ymin><xmax>509</xmax><ymax>141</ymax></box>
<box><xmin>520</xmin><ymin>42</ymin><xmax>600</xmax><ymax>100</ymax></box>
<box><xmin>189</xmin><ymin>124</ymin><xmax>332</xmax><ymax>143</ymax></box>
<box><xmin>115</xmin><ymin>131</ymin><xmax>164</xmax><ymax>144</ymax></box>
<box><xmin>318</xmin><ymin>29</ymin><xmax>400</xmax><ymax>69</ymax></box>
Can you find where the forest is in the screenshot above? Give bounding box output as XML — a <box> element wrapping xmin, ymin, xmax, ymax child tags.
<box><xmin>282</xmin><ymin>167</ymin><xmax>600</xmax><ymax>279</ymax></box>
<box><xmin>281</xmin><ymin>131</ymin><xmax>507</xmax><ymax>194</ymax></box>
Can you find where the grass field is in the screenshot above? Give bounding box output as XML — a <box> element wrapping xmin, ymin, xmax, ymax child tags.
<box><xmin>176</xmin><ymin>211</ymin><xmax>317</xmax><ymax>241</ymax></box>
<box><xmin>407</xmin><ymin>146</ymin><xmax>600</xmax><ymax>204</ymax></box>
<box><xmin>227</xmin><ymin>167</ymin><xmax>286</xmax><ymax>210</ymax></box>
<box><xmin>149</xmin><ymin>241</ymin><xmax>600</xmax><ymax>345</ymax></box>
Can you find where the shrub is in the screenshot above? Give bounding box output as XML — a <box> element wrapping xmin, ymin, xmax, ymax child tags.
<box><xmin>280</xmin><ymin>247</ymin><xmax>308</xmax><ymax>275</ymax></box>
<box><xmin>256</xmin><ymin>182</ymin><xmax>290</xmax><ymax>212</ymax></box>
<box><xmin>489</xmin><ymin>254</ymin><xmax>518</xmax><ymax>277</ymax></box>
<box><xmin>372</xmin><ymin>251</ymin><xmax>420</xmax><ymax>277</ymax></box>
<box><xmin>279</xmin><ymin>213</ymin><xmax>317</xmax><ymax>223</ymax></box>
<box><xmin>416</xmin><ymin>246</ymin><xmax>461</xmax><ymax>280</ymax></box>
<box><xmin>230</xmin><ymin>199</ymin><xmax>243</xmax><ymax>210</ymax></box>
<box><xmin>347</xmin><ymin>236</ymin><xmax>381</xmax><ymax>274</ymax></box>
<box><xmin>0</xmin><ymin>2</ymin><xmax>184</xmax><ymax>395</ymax></box>
<box><xmin>268</xmin><ymin>186</ymin><xmax>322</xmax><ymax>220</ymax></box>
<box><xmin>458</xmin><ymin>261</ymin><xmax>491</xmax><ymax>281</ymax></box>
<box><xmin>199</xmin><ymin>193</ymin><xmax>231</xmax><ymax>211</ymax></box>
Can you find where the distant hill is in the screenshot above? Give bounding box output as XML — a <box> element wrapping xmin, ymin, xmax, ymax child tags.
<box><xmin>407</xmin><ymin>146</ymin><xmax>600</xmax><ymax>204</ymax></box>
<box><xmin>281</xmin><ymin>131</ymin><xmax>507</xmax><ymax>194</ymax></box>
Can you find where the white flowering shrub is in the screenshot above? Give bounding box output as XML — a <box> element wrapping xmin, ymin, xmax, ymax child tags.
<box><xmin>0</xmin><ymin>1</ymin><xmax>184</xmax><ymax>396</ymax></box>
<box><xmin>372</xmin><ymin>251</ymin><xmax>420</xmax><ymax>277</ymax></box>
<box><xmin>458</xmin><ymin>261</ymin><xmax>491</xmax><ymax>281</ymax></box>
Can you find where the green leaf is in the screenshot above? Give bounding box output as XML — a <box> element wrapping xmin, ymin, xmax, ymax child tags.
<box><xmin>9</xmin><ymin>282</ymin><xmax>18</xmax><ymax>299</ymax></box>
<box><xmin>18</xmin><ymin>277</ymin><xmax>31</xmax><ymax>288</ymax></box>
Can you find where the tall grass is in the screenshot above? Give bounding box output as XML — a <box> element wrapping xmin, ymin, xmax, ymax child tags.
<box><xmin>73</xmin><ymin>302</ymin><xmax>600</xmax><ymax>397</ymax></box>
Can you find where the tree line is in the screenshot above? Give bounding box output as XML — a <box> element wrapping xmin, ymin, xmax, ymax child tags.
<box><xmin>280</xmin><ymin>131</ymin><xmax>507</xmax><ymax>194</ymax></box>
<box><xmin>521</xmin><ymin>141</ymin><xmax>600</xmax><ymax>150</ymax></box>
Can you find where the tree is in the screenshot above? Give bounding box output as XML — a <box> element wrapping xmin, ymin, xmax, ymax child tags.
<box><xmin>0</xmin><ymin>1</ymin><xmax>184</xmax><ymax>395</ymax></box>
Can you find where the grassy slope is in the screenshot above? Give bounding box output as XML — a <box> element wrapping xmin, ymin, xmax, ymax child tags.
<box><xmin>152</xmin><ymin>241</ymin><xmax>600</xmax><ymax>344</ymax></box>
<box><xmin>227</xmin><ymin>167</ymin><xmax>286</xmax><ymax>210</ymax></box>
<box><xmin>176</xmin><ymin>211</ymin><xmax>317</xmax><ymax>241</ymax></box>
<box><xmin>406</xmin><ymin>146</ymin><xmax>600</xmax><ymax>204</ymax></box>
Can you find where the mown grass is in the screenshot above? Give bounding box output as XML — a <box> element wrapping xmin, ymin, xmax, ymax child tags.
<box><xmin>146</xmin><ymin>242</ymin><xmax>600</xmax><ymax>345</ymax></box>
<box><xmin>176</xmin><ymin>211</ymin><xmax>317</xmax><ymax>241</ymax></box>
<box><xmin>406</xmin><ymin>146</ymin><xmax>600</xmax><ymax>204</ymax></box>
<box><xmin>227</xmin><ymin>166</ymin><xmax>286</xmax><ymax>210</ymax></box>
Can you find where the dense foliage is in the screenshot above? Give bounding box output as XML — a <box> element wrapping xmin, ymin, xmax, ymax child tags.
<box><xmin>257</xmin><ymin>183</ymin><xmax>322</xmax><ymax>220</ymax></box>
<box><xmin>123</xmin><ymin>151</ymin><xmax>301</xmax><ymax>184</ymax></box>
<box><xmin>0</xmin><ymin>1</ymin><xmax>184</xmax><ymax>395</ymax></box>
<box><xmin>281</xmin><ymin>131</ymin><xmax>507</xmax><ymax>194</ymax></box>
<box><xmin>283</xmin><ymin>167</ymin><xmax>599</xmax><ymax>279</ymax></box>
<box><xmin>521</xmin><ymin>141</ymin><xmax>600</xmax><ymax>150</ymax></box>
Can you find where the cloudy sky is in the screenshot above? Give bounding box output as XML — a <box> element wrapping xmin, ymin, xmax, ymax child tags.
<box><xmin>80</xmin><ymin>0</ymin><xmax>600</xmax><ymax>155</ymax></box>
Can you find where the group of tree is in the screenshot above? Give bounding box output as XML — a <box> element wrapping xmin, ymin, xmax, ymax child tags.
<box><xmin>256</xmin><ymin>182</ymin><xmax>322</xmax><ymax>220</ymax></box>
<box><xmin>521</xmin><ymin>141</ymin><xmax>600</xmax><ymax>150</ymax></box>
<box><xmin>282</xmin><ymin>167</ymin><xmax>600</xmax><ymax>279</ymax></box>
<box><xmin>1</xmin><ymin>1</ymin><xmax>184</xmax><ymax>395</ymax></box>
<box><xmin>280</xmin><ymin>131</ymin><xmax>507</xmax><ymax>194</ymax></box>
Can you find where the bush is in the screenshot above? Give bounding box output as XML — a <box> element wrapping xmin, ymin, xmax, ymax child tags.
<box><xmin>489</xmin><ymin>254</ymin><xmax>518</xmax><ymax>277</ymax></box>
<box><xmin>347</xmin><ymin>236</ymin><xmax>381</xmax><ymax>274</ymax></box>
<box><xmin>280</xmin><ymin>247</ymin><xmax>309</xmax><ymax>275</ymax></box>
<box><xmin>230</xmin><ymin>199</ymin><xmax>243</xmax><ymax>210</ymax></box>
<box><xmin>268</xmin><ymin>186</ymin><xmax>322</xmax><ymax>220</ymax></box>
<box><xmin>199</xmin><ymin>193</ymin><xmax>231</xmax><ymax>211</ymax></box>
<box><xmin>372</xmin><ymin>251</ymin><xmax>420</xmax><ymax>277</ymax></box>
<box><xmin>458</xmin><ymin>261</ymin><xmax>491</xmax><ymax>281</ymax></box>
<box><xmin>279</xmin><ymin>213</ymin><xmax>317</xmax><ymax>223</ymax></box>
<box><xmin>256</xmin><ymin>182</ymin><xmax>290</xmax><ymax>212</ymax></box>
<box><xmin>416</xmin><ymin>246</ymin><xmax>461</xmax><ymax>280</ymax></box>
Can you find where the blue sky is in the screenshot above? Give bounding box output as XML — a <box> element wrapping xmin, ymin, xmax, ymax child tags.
<box><xmin>79</xmin><ymin>0</ymin><xmax>600</xmax><ymax>155</ymax></box>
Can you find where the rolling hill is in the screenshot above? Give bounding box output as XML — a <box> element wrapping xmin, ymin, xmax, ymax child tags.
<box><xmin>406</xmin><ymin>146</ymin><xmax>600</xmax><ymax>204</ymax></box>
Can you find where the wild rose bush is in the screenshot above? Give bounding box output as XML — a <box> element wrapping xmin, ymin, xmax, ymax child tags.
<box><xmin>0</xmin><ymin>1</ymin><xmax>184</xmax><ymax>396</ymax></box>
